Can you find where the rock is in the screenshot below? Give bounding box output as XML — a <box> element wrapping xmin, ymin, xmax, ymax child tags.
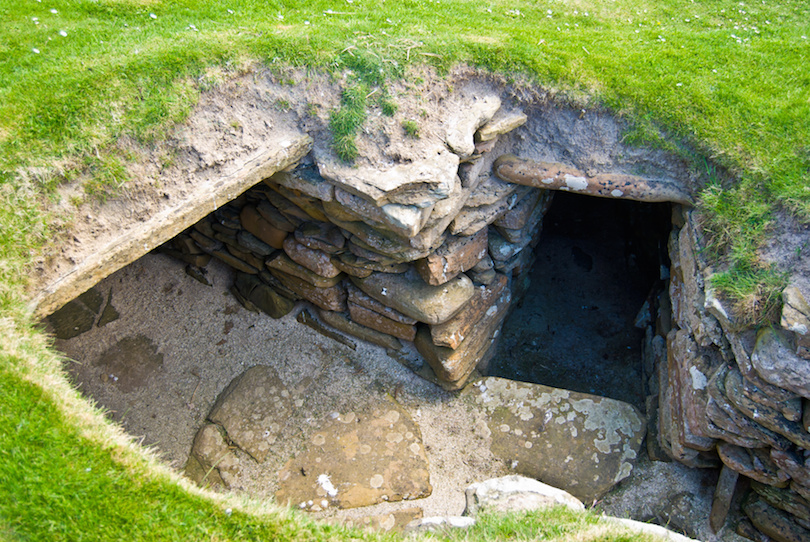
<box><xmin>347</xmin><ymin>239</ymin><xmax>412</xmax><ymax>266</ymax></box>
<box><xmin>488</xmin><ymin>228</ymin><xmax>525</xmax><ymax>262</ymax></box>
<box><xmin>602</xmin><ymin>517</ymin><xmax>698</xmax><ymax>542</ymax></box>
<box><xmin>269</xmin><ymin>270</ymin><xmax>347</xmax><ymax>312</ymax></box>
<box><xmin>266</xmin><ymin>252</ymin><xmax>342</xmax><ymax>288</ymax></box>
<box><xmin>211</xmin><ymin>249</ymin><xmax>259</xmax><ymax>274</ymax></box>
<box><xmin>351</xmin><ymin>268</ymin><xmax>475</xmax><ymax>325</ymax></box>
<box><xmin>465</xmin><ymin>173</ymin><xmax>519</xmax><ymax>208</ymax></box>
<box><xmin>725</xmin><ymin>367</ymin><xmax>810</xmax><ymax>449</ymax></box>
<box><xmin>294</xmin><ymin>222</ymin><xmax>346</xmax><ymax>254</ymax></box>
<box><xmin>295</xmin><ymin>309</ymin><xmax>356</xmax><ymax>350</ymax></box>
<box><xmin>226</xmin><ymin>244</ymin><xmax>265</xmax><ymax>270</ymax></box>
<box><xmin>262</xmin><ymin>184</ymin><xmax>325</xmax><ymax>223</ymax></box>
<box><xmin>461</xmin><ymin>377</ymin><xmax>645</xmax><ymax>503</ymax></box>
<box><xmin>159</xmin><ymin>246</ymin><xmax>212</xmax><ymax>267</ymax></box>
<box><xmin>47</xmin><ymin>293</ymin><xmax>99</xmax><ymax>340</ymax></box>
<box><xmin>735</xmin><ymin>517</ymin><xmax>773</xmax><ymax>542</ymax></box>
<box><xmin>430</xmin><ymin>273</ymin><xmax>508</xmax><ymax>349</ymax></box>
<box><xmin>450</xmin><ymin>195</ymin><xmax>516</xmax><ymax>237</ymax></box>
<box><xmin>317</xmin><ymin>146</ymin><xmax>460</xmax><ymax>208</ymax></box>
<box><xmin>476</xmin><ymin>109</ymin><xmax>528</xmax><ymax>142</ymax></box>
<box><xmin>240</xmin><ymin>205</ymin><xmax>288</xmax><ymax>249</ymax></box>
<box><xmin>337</xmin><ymin>253</ymin><xmax>408</xmax><ymax>275</ymax></box>
<box><xmin>705</xmin><ymin>398</ymin><xmax>770</xmax><ymax>449</ymax></box>
<box><xmin>236</xmin><ymin>230</ymin><xmax>275</xmax><ymax>256</ymax></box>
<box><xmin>94</xmin><ymin>335</ymin><xmax>163</xmax><ymax>393</ymax></box>
<box><xmin>208</xmin><ymin>365</ymin><xmax>291</xmax><ymax>463</ymax></box>
<box><xmin>445</xmin><ymin>94</ymin><xmax>501</xmax><ymax>158</ymax></box>
<box><xmin>276</xmin><ymin>398</ymin><xmax>431</xmax><ymax>509</ymax></box>
<box><xmin>271</xmin><ymin>165</ymin><xmax>335</xmax><ymax>202</ymax></box>
<box><xmin>415</xmin><ymin>286</ymin><xmax>510</xmax><ymax>389</ymax></box>
<box><xmin>717</xmin><ymin>443</ymin><xmax>788</xmax><ymax>488</ymax></box>
<box><xmin>346</xmin><ymin>282</ymin><xmax>417</xmax><ymax>325</ymax></box>
<box><xmin>348</xmin><ymin>302</ymin><xmax>416</xmax><ymax>342</ymax></box>
<box><xmin>771</xmin><ymin>449</ymin><xmax>810</xmax><ymax>487</ymax></box>
<box><xmin>415</xmin><ymin>228</ymin><xmax>488</xmax><ymax>286</ymax></box>
<box><xmin>334</xmin><ymin>187</ymin><xmax>431</xmax><ymax>238</ymax></box>
<box><xmin>752</xmin><ymin>328</ymin><xmax>810</xmax><ymax>400</ymax></box>
<box><xmin>710</xmin><ymin>464</ymin><xmax>740</xmax><ymax>533</ymax></box>
<box><xmin>463</xmin><ymin>475</ymin><xmax>584</xmax><ymax>516</ymax></box>
<box><xmin>492</xmin><ymin>188</ymin><xmax>545</xmax><ymax>230</ymax></box>
<box><xmin>256</xmin><ymin>200</ymin><xmax>296</xmax><ymax>232</ymax></box>
<box><xmin>752</xmin><ymin>481</ymin><xmax>810</xmax><ymax>523</ymax></box>
<box><xmin>493</xmin><ymin>154</ymin><xmax>693</xmax><ymax>204</ymax></box>
<box><xmin>743</xmin><ymin>376</ymin><xmax>803</xmax><ymax>423</ymax></box>
<box><xmin>283</xmin><ymin>237</ymin><xmax>341</xmax><ymax>278</ymax></box>
<box><xmin>234</xmin><ymin>272</ymin><xmax>295</xmax><ymax>319</ymax></box>
<box><xmin>781</xmin><ymin>285</ymin><xmax>810</xmax><ymax>336</ymax></box>
<box><xmin>189</xmin><ymin>229</ymin><xmax>223</xmax><ymax>253</ymax></box>
<box><xmin>744</xmin><ymin>496</ymin><xmax>810</xmax><ymax>542</ymax></box>
<box><xmin>186</xmin><ymin>422</ymin><xmax>239</xmax><ymax>489</ymax></box>
<box><xmin>668</xmin><ymin>330</ymin><xmax>718</xmax><ymax>450</ymax></box>
<box><xmin>317</xmin><ymin>309</ymin><xmax>402</xmax><ymax>351</ymax></box>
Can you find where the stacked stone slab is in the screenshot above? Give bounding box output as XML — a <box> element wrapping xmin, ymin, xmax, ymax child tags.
<box><xmin>641</xmin><ymin>208</ymin><xmax>810</xmax><ymax>541</ymax></box>
<box><xmin>161</xmin><ymin>104</ymin><xmax>547</xmax><ymax>391</ymax></box>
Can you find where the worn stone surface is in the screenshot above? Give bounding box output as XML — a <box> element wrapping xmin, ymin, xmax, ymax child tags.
<box><xmin>349</xmin><ymin>302</ymin><xmax>416</xmax><ymax>342</ymax></box>
<box><xmin>234</xmin><ymin>272</ymin><xmax>295</xmax><ymax>319</ymax></box>
<box><xmin>445</xmin><ymin>94</ymin><xmax>501</xmax><ymax>158</ymax></box>
<box><xmin>752</xmin><ymin>328</ymin><xmax>810</xmax><ymax>400</ymax></box>
<box><xmin>352</xmin><ymin>268</ymin><xmax>475</xmax><ymax>325</ymax></box>
<box><xmin>464</xmin><ymin>173</ymin><xmax>519</xmax><ymax>208</ymax></box>
<box><xmin>226</xmin><ymin>244</ymin><xmax>265</xmax><ymax>270</ymax></box>
<box><xmin>743</xmin><ymin>376</ymin><xmax>803</xmax><ymax>423</ymax></box>
<box><xmin>415</xmin><ymin>228</ymin><xmax>488</xmax><ymax>286</ymax></box>
<box><xmin>771</xmin><ymin>449</ymin><xmax>810</xmax><ymax>487</ymax></box>
<box><xmin>450</xmin><ymin>195</ymin><xmax>515</xmax><ymax>237</ymax></box>
<box><xmin>47</xmin><ymin>292</ymin><xmax>99</xmax><ymax>339</ymax></box>
<box><xmin>415</xmin><ymin>286</ymin><xmax>510</xmax><ymax>388</ymax></box>
<box><xmin>317</xmin><ymin>309</ymin><xmax>402</xmax><ymax>351</ymax></box>
<box><xmin>710</xmin><ymin>465</ymin><xmax>740</xmax><ymax>533</ymax></box>
<box><xmin>261</xmin><ymin>185</ymin><xmax>320</xmax><ymax>224</ymax></box>
<box><xmin>752</xmin><ymin>482</ymin><xmax>810</xmax><ymax>523</ymax></box>
<box><xmin>346</xmin><ymin>282</ymin><xmax>417</xmax><ymax>325</ymax></box>
<box><xmin>405</xmin><ymin>516</ymin><xmax>476</xmax><ymax>533</ymax></box>
<box><xmin>294</xmin><ymin>221</ymin><xmax>346</xmax><ymax>254</ymax></box>
<box><xmin>236</xmin><ymin>230</ymin><xmax>275</xmax><ymax>256</ymax></box>
<box><xmin>276</xmin><ymin>398</ymin><xmax>431</xmax><ymax>510</ymax></box>
<box><xmin>494</xmin><ymin>154</ymin><xmax>693</xmax><ymax>204</ymax></box>
<box><xmin>476</xmin><ymin>109</ymin><xmax>527</xmax><ymax>142</ymax></box>
<box><xmin>317</xmin><ymin>146</ymin><xmax>459</xmax><ymax>208</ymax></box>
<box><xmin>735</xmin><ymin>518</ymin><xmax>772</xmax><ymax>542</ymax></box>
<box><xmin>492</xmin><ymin>188</ymin><xmax>543</xmax><ymax>230</ymax></box>
<box><xmin>430</xmin><ymin>273</ymin><xmax>508</xmax><ymax>349</ymax></box>
<box><xmin>256</xmin><ymin>200</ymin><xmax>296</xmax><ymax>232</ymax></box>
<box><xmin>744</xmin><ymin>496</ymin><xmax>810</xmax><ymax>542</ymax></box>
<box><xmin>271</xmin><ymin>165</ymin><xmax>335</xmax><ymax>202</ymax></box>
<box><xmin>94</xmin><ymin>335</ymin><xmax>163</xmax><ymax>393</ymax></box>
<box><xmin>186</xmin><ymin>422</ymin><xmax>239</xmax><ymax>489</ymax></box>
<box><xmin>283</xmin><ymin>237</ymin><xmax>341</xmax><ymax>278</ymax></box>
<box><xmin>269</xmin><ymin>269</ymin><xmax>347</xmax><ymax>312</ymax></box>
<box><xmin>208</xmin><ymin>365</ymin><xmax>292</xmax><ymax>463</ymax></box>
<box><xmin>240</xmin><ymin>205</ymin><xmax>289</xmax><ymax>249</ymax></box>
<box><xmin>668</xmin><ymin>329</ymin><xmax>717</xmax><ymax>450</ymax></box>
<box><xmin>488</xmin><ymin>228</ymin><xmax>525</xmax><ymax>263</ymax></box>
<box><xmin>266</xmin><ymin>252</ymin><xmax>343</xmax><ymax>288</ymax></box>
<box><xmin>717</xmin><ymin>443</ymin><xmax>788</xmax><ymax>488</ymax></box>
<box><xmin>211</xmin><ymin>249</ymin><xmax>259</xmax><ymax>274</ymax></box>
<box><xmin>725</xmin><ymin>367</ymin><xmax>810</xmax><ymax>449</ymax></box>
<box><xmin>338</xmin><ymin>253</ymin><xmax>408</xmax><ymax>275</ymax></box>
<box><xmin>461</xmin><ymin>377</ymin><xmax>645</xmax><ymax>503</ymax></box>
<box><xmin>463</xmin><ymin>475</ymin><xmax>584</xmax><ymax>516</ymax></box>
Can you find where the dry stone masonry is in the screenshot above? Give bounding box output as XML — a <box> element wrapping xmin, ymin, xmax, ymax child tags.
<box><xmin>44</xmin><ymin>75</ymin><xmax>810</xmax><ymax>540</ymax></box>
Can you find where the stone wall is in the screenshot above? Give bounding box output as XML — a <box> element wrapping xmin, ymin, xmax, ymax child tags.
<box><xmin>158</xmin><ymin>106</ymin><xmax>550</xmax><ymax>392</ymax></box>
<box><xmin>651</xmin><ymin>210</ymin><xmax>810</xmax><ymax>541</ymax></box>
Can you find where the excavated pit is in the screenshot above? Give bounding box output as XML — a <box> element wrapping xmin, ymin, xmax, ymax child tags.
<box><xmin>490</xmin><ymin>192</ymin><xmax>672</xmax><ymax>409</ymax></box>
<box><xmin>38</xmin><ymin>71</ymin><xmax>762</xmax><ymax>540</ymax></box>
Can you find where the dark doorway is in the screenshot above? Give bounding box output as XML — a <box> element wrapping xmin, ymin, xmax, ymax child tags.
<box><xmin>488</xmin><ymin>191</ymin><xmax>672</xmax><ymax>409</ymax></box>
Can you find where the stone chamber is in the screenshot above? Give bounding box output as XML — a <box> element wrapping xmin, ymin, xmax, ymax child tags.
<box><xmin>40</xmin><ymin>76</ymin><xmax>810</xmax><ymax>541</ymax></box>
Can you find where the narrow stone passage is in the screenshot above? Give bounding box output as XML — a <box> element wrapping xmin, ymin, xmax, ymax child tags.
<box><xmin>490</xmin><ymin>192</ymin><xmax>671</xmax><ymax>409</ymax></box>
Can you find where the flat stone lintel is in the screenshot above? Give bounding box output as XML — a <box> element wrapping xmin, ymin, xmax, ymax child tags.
<box><xmin>493</xmin><ymin>154</ymin><xmax>693</xmax><ymax>205</ymax></box>
<box><xmin>31</xmin><ymin>134</ymin><xmax>313</xmax><ymax>318</ymax></box>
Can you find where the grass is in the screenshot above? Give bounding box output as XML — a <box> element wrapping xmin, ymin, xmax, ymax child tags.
<box><xmin>1</xmin><ymin>0</ymin><xmax>809</xmax><ymax>539</ymax></box>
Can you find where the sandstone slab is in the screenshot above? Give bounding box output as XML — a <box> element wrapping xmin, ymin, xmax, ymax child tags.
<box><xmin>208</xmin><ymin>365</ymin><xmax>292</xmax><ymax>463</ymax></box>
<box><xmin>430</xmin><ymin>273</ymin><xmax>508</xmax><ymax>349</ymax></box>
<box><xmin>317</xmin><ymin>147</ymin><xmax>459</xmax><ymax>207</ymax></box>
<box><xmin>269</xmin><ymin>270</ymin><xmax>347</xmax><ymax>312</ymax></box>
<box><xmin>186</xmin><ymin>422</ymin><xmax>239</xmax><ymax>489</ymax></box>
<box><xmin>317</xmin><ymin>309</ymin><xmax>402</xmax><ymax>351</ymax></box>
<box><xmin>463</xmin><ymin>475</ymin><xmax>584</xmax><ymax>516</ymax></box>
<box><xmin>283</xmin><ymin>237</ymin><xmax>341</xmax><ymax>278</ymax></box>
<box><xmin>294</xmin><ymin>221</ymin><xmax>345</xmax><ymax>254</ymax></box>
<box><xmin>94</xmin><ymin>335</ymin><xmax>163</xmax><ymax>393</ymax></box>
<box><xmin>234</xmin><ymin>272</ymin><xmax>295</xmax><ymax>319</ymax></box>
<box><xmin>475</xmin><ymin>108</ymin><xmax>527</xmax><ymax>142</ymax></box>
<box><xmin>271</xmin><ymin>165</ymin><xmax>335</xmax><ymax>202</ymax></box>
<box><xmin>266</xmin><ymin>252</ymin><xmax>342</xmax><ymax>288</ymax></box>
<box><xmin>752</xmin><ymin>328</ymin><xmax>810</xmax><ymax>400</ymax></box>
<box><xmin>276</xmin><ymin>398</ymin><xmax>431</xmax><ymax>510</ymax></box>
<box><xmin>351</xmin><ymin>268</ymin><xmax>475</xmax><ymax>325</ymax></box>
<box><xmin>744</xmin><ymin>496</ymin><xmax>810</xmax><ymax>542</ymax></box>
<box><xmin>415</xmin><ymin>228</ymin><xmax>488</xmax><ymax>286</ymax></box>
<box><xmin>445</xmin><ymin>94</ymin><xmax>501</xmax><ymax>158</ymax></box>
<box><xmin>348</xmin><ymin>302</ymin><xmax>416</xmax><ymax>342</ymax></box>
<box><xmin>460</xmin><ymin>377</ymin><xmax>645</xmax><ymax>503</ymax></box>
<box><xmin>346</xmin><ymin>282</ymin><xmax>417</xmax><ymax>325</ymax></box>
<box><xmin>240</xmin><ymin>205</ymin><xmax>288</xmax><ymax>249</ymax></box>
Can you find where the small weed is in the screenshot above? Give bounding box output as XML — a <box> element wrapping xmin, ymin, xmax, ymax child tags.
<box><xmin>229</xmin><ymin>119</ymin><xmax>242</xmax><ymax>130</ymax></box>
<box><xmin>305</xmin><ymin>102</ymin><xmax>320</xmax><ymax>117</ymax></box>
<box><xmin>380</xmin><ymin>97</ymin><xmax>398</xmax><ymax>117</ymax></box>
<box><xmin>329</xmin><ymin>84</ymin><xmax>368</xmax><ymax>162</ymax></box>
<box><xmin>402</xmin><ymin>119</ymin><xmax>420</xmax><ymax>138</ymax></box>
<box><xmin>82</xmin><ymin>152</ymin><xmax>129</xmax><ymax>202</ymax></box>
<box><xmin>710</xmin><ymin>265</ymin><xmax>787</xmax><ymax>328</ymax></box>
<box><xmin>275</xmin><ymin>99</ymin><xmax>291</xmax><ymax>111</ymax></box>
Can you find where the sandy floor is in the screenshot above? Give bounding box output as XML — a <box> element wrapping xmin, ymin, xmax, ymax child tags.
<box><xmin>55</xmin><ymin>251</ymin><xmax>744</xmax><ymax>540</ymax></box>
